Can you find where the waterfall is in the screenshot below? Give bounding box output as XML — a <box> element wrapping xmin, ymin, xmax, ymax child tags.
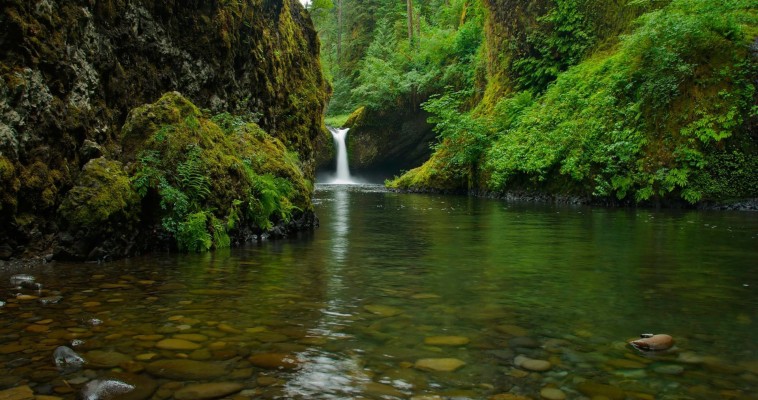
<box><xmin>328</xmin><ymin>126</ymin><xmax>354</xmax><ymax>184</ymax></box>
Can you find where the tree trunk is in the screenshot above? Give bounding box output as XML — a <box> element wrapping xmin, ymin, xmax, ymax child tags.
<box><xmin>337</xmin><ymin>0</ymin><xmax>343</xmax><ymax>62</ymax></box>
<box><xmin>406</xmin><ymin>0</ymin><xmax>414</xmax><ymax>47</ymax></box>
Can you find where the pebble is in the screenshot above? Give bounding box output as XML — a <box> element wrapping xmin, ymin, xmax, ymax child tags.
<box><xmin>514</xmin><ymin>355</ymin><xmax>552</xmax><ymax>372</ymax></box>
<box><xmin>217</xmin><ymin>323</ymin><xmax>242</xmax><ymax>334</ymax></box>
<box><xmin>540</xmin><ymin>387</ymin><xmax>566</xmax><ymax>400</ymax></box>
<box><xmin>84</xmin><ymin>350</ymin><xmax>131</xmax><ymax>368</ymax></box>
<box><xmin>364</xmin><ymin>305</ymin><xmax>403</xmax><ymax>317</ymax></box>
<box><xmin>173</xmin><ymin>334</ymin><xmax>208</xmax><ymax>342</ymax></box>
<box><xmin>0</xmin><ymin>385</ymin><xmax>34</xmax><ymax>400</ymax></box>
<box><xmin>145</xmin><ymin>360</ymin><xmax>228</xmax><ymax>380</ymax></box>
<box><xmin>248</xmin><ymin>353</ymin><xmax>301</xmax><ymax>370</ymax></box>
<box><xmin>577</xmin><ymin>381</ymin><xmax>624</xmax><ymax>400</ymax></box>
<box><xmin>156</xmin><ymin>339</ymin><xmax>201</xmax><ymax>351</ymax></box>
<box><xmin>424</xmin><ymin>336</ymin><xmax>470</xmax><ymax>346</ymax></box>
<box><xmin>653</xmin><ymin>364</ymin><xmax>684</xmax><ymax>375</ymax></box>
<box><xmin>509</xmin><ymin>336</ymin><xmax>540</xmax><ymax>349</ymax></box>
<box><xmin>607</xmin><ymin>359</ymin><xmax>646</xmax><ymax>369</ymax></box>
<box><xmin>414</xmin><ymin>358</ymin><xmax>466</xmax><ymax>372</ymax></box>
<box><xmin>497</xmin><ymin>324</ymin><xmax>529</xmax><ymax>337</ymax></box>
<box><xmin>173</xmin><ymin>383</ymin><xmax>244</xmax><ymax>400</ymax></box>
<box><xmin>0</xmin><ymin>344</ymin><xmax>27</xmax><ymax>354</ymax></box>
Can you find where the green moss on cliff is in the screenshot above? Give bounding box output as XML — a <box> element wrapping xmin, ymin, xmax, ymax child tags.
<box><xmin>126</xmin><ymin>92</ymin><xmax>311</xmax><ymax>252</ymax></box>
<box><xmin>59</xmin><ymin>158</ymin><xmax>139</xmax><ymax>228</ymax></box>
<box><xmin>0</xmin><ymin>156</ymin><xmax>20</xmax><ymax>215</ymax></box>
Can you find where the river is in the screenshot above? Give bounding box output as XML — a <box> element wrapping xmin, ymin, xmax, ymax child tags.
<box><xmin>1</xmin><ymin>184</ymin><xmax>756</xmax><ymax>399</ymax></box>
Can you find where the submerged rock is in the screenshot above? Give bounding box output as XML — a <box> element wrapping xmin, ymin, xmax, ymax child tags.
<box><xmin>10</xmin><ymin>274</ymin><xmax>36</xmax><ymax>288</ymax></box>
<box><xmin>0</xmin><ymin>385</ymin><xmax>34</xmax><ymax>400</ymax></box>
<box><xmin>173</xmin><ymin>383</ymin><xmax>244</xmax><ymax>400</ymax></box>
<box><xmin>629</xmin><ymin>334</ymin><xmax>674</xmax><ymax>351</ymax></box>
<box><xmin>155</xmin><ymin>338</ymin><xmax>201</xmax><ymax>351</ymax></box>
<box><xmin>145</xmin><ymin>360</ymin><xmax>228</xmax><ymax>380</ymax></box>
<box><xmin>414</xmin><ymin>358</ymin><xmax>466</xmax><ymax>372</ymax></box>
<box><xmin>53</xmin><ymin>346</ymin><xmax>85</xmax><ymax>373</ymax></box>
<box><xmin>82</xmin><ymin>379</ymin><xmax>135</xmax><ymax>400</ymax></box>
<box><xmin>364</xmin><ymin>305</ymin><xmax>403</xmax><ymax>317</ymax></box>
<box><xmin>248</xmin><ymin>353</ymin><xmax>301</xmax><ymax>370</ymax></box>
<box><xmin>514</xmin><ymin>355</ymin><xmax>551</xmax><ymax>372</ymax></box>
<box><xmin>424</xmin><ymin>336</ymin><xmax>470</xmax><ymax>346</ymax></box>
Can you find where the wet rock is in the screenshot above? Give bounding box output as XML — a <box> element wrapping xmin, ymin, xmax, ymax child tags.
<box><xmin>508</xmin><ymin>336</ymin><xmax>540</xmax><ymax>349</ymax></box>
<box><xmin>53</xmin><ymin>346</ymin><xmax>86</xmax><ymax>373</ymax></box>
<box><xmin>606</xmin><ymin>359</ymin><xmax>646</xmax><ymax>369</ymax></box>
<box><xmin>496</xmin><ymin>325</ymin><xmax>529</xmax><ymax>337</ymax></box>
<box><xmin>81</xmin><ymin>379</ymin><xmax>135</xmax><ymax>400</ymax></box>
<box><xmin>363</xmin><ymin>382</ymin><xmax>405</xmax><ymax>398</ymax></box>
<box><xmin>248</xmin><ymin>353</ymin><xmax>301</xmax><ymax>370</ymax></box>
<box><xmin>629</xmin><ymin>334</ymin><xmax>673</xmax><ymax>351</ymax></box>
<box><xmin>173</xmin><ymin>383</ymin><xmax>244</xmax><ymax>400</ymax></box>
<box><xmin>217</xmin><ymin>324</ymin><xmax>241</xmax><ymax>334</ymax></box>
<box><xmin>414</xmin><ymin>358</ymin><xmax>466</xmax><ymax>372</ymax></box>
<box><xmin>156</xmin><ymin>339</ymin><xmax>201</xmax><ymax>351</ymax></box>
<box><xmin>0</xmin><ymin>344</ymin><xmax>26</xmax><ymax>354</ymax></box>
<box><xmin>364</xmin><ymin>305</ymin><xmax>403</xmax><ymax>317</ymax></box>
<box><xmin>577</xmin><ymin>381</ymin><xmax>625</xmax><ymax>400</ymax></box>
<box><xmin>0</xmin><ymin>385</ymin><xmax>34</xmax><ymax>400</ymax></box>
<box><xmin>424</xmin><ymin>336</ymin><xmax>470</xmax><ymax>346</ymax></box>
<box><xmin>488</xmin><ymin>394</ymin><xmax>530</xmax><ymax>400</ymax></box>
<box><xmin>514</xmin><ymin>355</ymin><xmax>551</xmax><ymax>372</ymax></box>
<box><xmin>10</xmin><ymin>275</ymin><xmax>35</xmax><ymax>289</ymax></box>
<box><xmin>173</xmin><ymin>334</ymin><xmax>208</xmax><ymax>342</ymax></box>
<box><xmin>38</xmin><ymin>296</ymin><xmax>63</xmax><ymax>305</ymax></box>
<box><xmin>540</xmin><ymin>387</ymin><xmax>566</xmax><ymax>400</ymax></box>
<box><xmin>84</xmin><ymin>350</ymin><xmax>131</xmax><ymax>368</ymax></box>
<box><xmin>146</xmin><ymin>360</ymin><xmax>228</xmax><ymax>380</ymax></box>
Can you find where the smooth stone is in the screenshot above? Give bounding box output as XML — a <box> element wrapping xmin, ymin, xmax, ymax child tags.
<box><xmin>84</xmin><ymin>373</ymin><xmax>157</xmax><ymax>400</ymax></box>
<box><xmin>414</xmin><ymin>358</ymin><xmax>466</xmax><ymax>372</ymax></box>
<box><xmin>497</xmin><ymin>325</ymin><xmax>529</xmax><ymax>337</ymax></box>
<box><xmin>26</xmin><ymin>324</ymin><xmax>50</xmax><ymax>333</ymax></box>
<box><xmin>189</xmin><ymin>349</ymin><xmax>212</xmax><ymax>361</ymax></box>
<box><xmin>54</xmin><ymin>346</ymin><xmax>86</xmax><ymax>373</ymax></box>
<box><xmin>248</xmin><ymin>353</ymin><xmax>301</xmax><ymax>370</ymax></box>
<box><xmin>629</xmin><ymin>334</ymin><xmax>674</xmax><ymax>351</ymax></box>
<box><xmin>607</xmin><ymin>359</ymin><xmax>646</xmax><ymax>369</ymax></box>
<box><xmin>424</xmin><ymin>336</ymin><xmax>470</xmax><ymax>346</ymax></box>
<box><xmin>0</xmin><ymin>386</ymin><xmax>34</xmax><ymax>400</ymax></box>
<box><xmin>364</xmin><ymin>305</ymin><xmax>403</xmax><ymax>317</ymax></box>
<box><xmin>217</xmin><ymin>324</ymin><xmax>242</xmax><ymax>334</ymax></box>
<box><xmin>0</xmin><ymin>344</ymin><xmax>26</xmax><ymax>354</ymax></box>
<box><xmin>411</xmin><ymin>293</ymin><xmax>440</xmax><ymax>299</ymax></box>
<box><xmin>156</xmin><ymin>339</ymin><xmax>201</xmax><ymax>351</ymax></box>
<box><xmin>135</xmin><ymin>353</ymin><xmax>157</xmax><ymax>361</ymax></box>
<box><xmin>488</xmin><ymin>394</ymin><xmax>530</xmax><ymax>400</ymax></box>
<box><xmin>363</xmin><ymin>382</ymin><xmax>405</xmax><ymax>398</ymax></box>
<box><xmin>85</xmin><ymin>350</ymin><xmax>131</xmax><ymax>368</ymax></box>
<box><xmin>145</xmin><ymin>360</ymin><xmax>228</xmax><ymax>380</ymax></box>
<box><xmin>514</xmin><ymin>355</ymin><xmax>551</xmax><ymax>372</ymax></box>
<box><xmin>577</xmin><ymin>381</ymin><xmax>624</xmax><ymax>400</ymax></box>
<box><xmin>173</xmin><ymin>383</ymin><xmax>244</xmax><ymax>400</ymax></box>
<box><xmin>173</xmin><ymin>334</ymin><xmax>208</xmax><ymax>342</ymax></box>
<box><xmin>133</xmin><ymin>335</ymin><xmax>164</xmax><ymax>341</ymax></box>
<box><xmin>509</xmin><ymin>336</ymin><xmax>540</xmax><ymax>349</ymax></box>
<box><xmin>540</xmin><ymin>388</ymin><xmax>566</xmax><ymax>400</ymax></box>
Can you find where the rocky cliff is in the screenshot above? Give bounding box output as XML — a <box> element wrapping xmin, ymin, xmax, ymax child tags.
<box><xmin>0</xmin><ymin>0</ymin><xmax>329</xmax><ymax>260</ymax></box>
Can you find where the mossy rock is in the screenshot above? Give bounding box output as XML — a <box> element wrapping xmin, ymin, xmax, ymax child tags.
<box><xmin>0</xmin><ymin>156</ymin><xmax>20</xmax><ymax>216</ymax></box>
<box><xmin>386</xmin><ymin>146</ymin><xmax>467</xmax><ymax>192</ymax></box>
<box><xmin>56</xmin><ymin>157</ymin><xmax>140</xmax><ymax>261</ymax></box>
<box><xmin>124</xmin><ymin>92</ymin><xmax>314</xmax><ymax>252</ymax></box>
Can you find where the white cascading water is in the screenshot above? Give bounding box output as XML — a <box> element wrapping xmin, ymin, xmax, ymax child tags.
<box><xmin>328</xmin><ymin>126</ymin><xmax>354</xmax><ymax>184</ymax></box>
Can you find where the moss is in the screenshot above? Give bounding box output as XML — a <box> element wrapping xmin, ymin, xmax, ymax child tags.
<box><xmin>125</xmin><ymin>92</ymin><xmax>312</xmax><ymax>252</ymax></box>
<box><xmin>58</xmin><ymin>158</ymin><xmax>140</xmax><ymax>228</ymax></box>
<box><xmin>0</xmin><ymin>156</ymin><xmax>20</xmax><ymax>215</ymax></box>
<box><xmin>19</xmin><ymin>161</ymin><xmax>63</xmax><ymax>211</ymax></box>
<box><xmin>386</xmin><ymin>145</ymin><xmax>467</xmax><ymax>191</ymax></box>
<box><xmin>343</xmin><ymin>106</ymin><xmax>367</xmax><ymax>129</ymax></box>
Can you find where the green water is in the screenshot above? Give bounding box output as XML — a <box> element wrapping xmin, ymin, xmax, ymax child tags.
<box><xmin>1</xmin><ymin>184</ymin><xmax>757</xmax><ymax>399</ymax></box>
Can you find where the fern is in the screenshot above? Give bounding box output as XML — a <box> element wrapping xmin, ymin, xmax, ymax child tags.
<box><xmin>177</xmin><ymin>145</ymin><xmax>211</xmax><ymax>202</ymax></box>
<box><xmin>176</xmin><ymin>211</ymin><xmax>212</xmax><ymax>252</ymax></box>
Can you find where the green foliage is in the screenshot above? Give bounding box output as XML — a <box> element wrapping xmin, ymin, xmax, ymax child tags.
<box><xmin>176</xmin><ymin>211</ymin><xmax>212</xmax><ymax>253</ymax></box>
<box><xmin>391</xmin><ymin>0</ymin><xmax>757</xmax><ymax>204</ymax></box>
<box><xmin>126</xmin><ymin>92</ymin><xmax>311</xmax><ymax>252</ymax></box>
<box><xmin>512</xmin><ymin>0</ymin><xmax>595</xmax><ymax>92</ymax></box>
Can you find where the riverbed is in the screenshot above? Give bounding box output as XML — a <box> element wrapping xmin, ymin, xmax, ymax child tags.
<box><xmin>1</xmin><ymin>184</ymin><xmax>756</xmax><ymax>399</ymax></box>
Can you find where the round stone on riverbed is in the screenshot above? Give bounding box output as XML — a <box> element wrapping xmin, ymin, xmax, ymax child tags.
<box><xmin>156</xmin><ymin>338</ymin><xmax>201</xmax><ymax>351</ymax></box>
<box><xmin>424</xmin><ymin>336</ymin><xmax>470</xmax><ymax>346</ymax></box>
<box><xmin>414</xmin><ymin>358</ymin><xmax>466</xmax><ymax>372</ymax></box>
<box><xmin>540</xmin><ymin>387</ymin><xmax>566</xmax><ymax>400</ymax></box>
<box><xmin>514</xmin><ymin>355</ymin><xmax>551</xmax><ymax>372</ymax></box>
<box><xmin>173</xmin><ymin>382</ymin><xmax>244</xmax><ymax>400</ymax></box>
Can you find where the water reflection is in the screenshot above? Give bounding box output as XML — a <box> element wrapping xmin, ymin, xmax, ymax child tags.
<box><xmin>0</xmin><ymin>185</ymin><xmax>756</xmax><ymax>399</ymax></box>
